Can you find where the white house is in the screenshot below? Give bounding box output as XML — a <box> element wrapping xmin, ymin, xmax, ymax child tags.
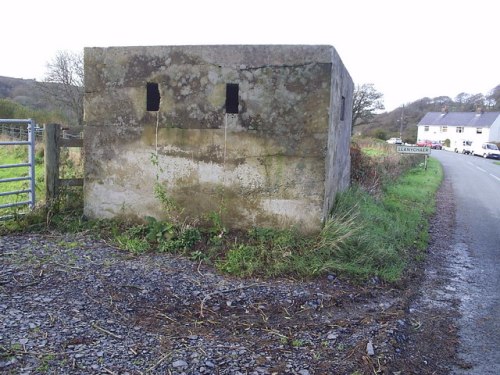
<box><xmin>417</xmin><ymin>110</ymin><xmax>500</xmax><ymax>149</ymax></box>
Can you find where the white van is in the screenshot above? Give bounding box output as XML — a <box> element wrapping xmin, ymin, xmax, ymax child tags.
<box><xmin>471</xmin><ymin>142</ymin><xmax>500</xmax><ymax>159</ymax></box>
<box><xmin>386</xmin><ymin>137</ymin><xmax>402</xmax><ymax>144</ymax></box>
<box><xmin>454</xmin><ymin>140</ymin><xmax>472</xmax><ymax>154</ymax></box>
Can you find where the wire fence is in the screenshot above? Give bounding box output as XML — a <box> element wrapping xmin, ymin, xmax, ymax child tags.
<box><xmin>0</xmin><ymin>124</ymin><xmax>83</xmax><ymax>141</ymax></box>
<box><xmin>1</xmin><ymin>123</ymin><xmax>43</xmax><ymax>141</ymax></box>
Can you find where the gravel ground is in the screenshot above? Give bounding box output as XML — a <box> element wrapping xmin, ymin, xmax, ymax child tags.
<box><xmin>0</xmin><ymin>179</ymin><xmax>460</xmax><ymax>375</ymax></box>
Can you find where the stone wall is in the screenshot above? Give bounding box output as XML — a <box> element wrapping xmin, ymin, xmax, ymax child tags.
<box><xmin>83</xmin><ymin>45</ymin><xmax>353</xmax><ymax>233</ymax></box>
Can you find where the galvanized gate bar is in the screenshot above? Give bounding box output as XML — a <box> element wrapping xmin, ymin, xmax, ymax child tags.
<box><xmin>0</xmin><ymin>176</ymin><xmax>32</xmax><ymax>183</ymax></box>
<box><xmin>0</xmin><ymin>119</ymin><xmax>33</xmax><ymax>124</ymax></box>
<box><xmin>0</xmin><ymin>189</ymin><xmax>31</xmax><ymax>197</ymax></box>
<box><xmin>0</xmin><ymin>118</ymin><xmax>36</xmax><ymax>214</ymax></box>
<box><xmin>0</xmin><ymin>163</ymin><xmax>31</xmax><ymax>169</ymax></box>
<box><xmin>27</xmin><ymin>120</ymin><xmax>35</xmax><ymax>209</ymax></box>
<box><xmin>0</xmin><ymin>201</ymin><xmax>32</xmax><ymax>209</ymax></box>
<box><xmin>0</xmin><ymin>141</ymin><xmax>31</xmax><ymax>145</ymax></box>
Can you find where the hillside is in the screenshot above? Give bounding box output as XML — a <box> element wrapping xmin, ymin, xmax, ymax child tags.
<box><xmin>358</xmin><ymin>85</ymin><xmax>500</xmax><ymax>143</ymax></box>
<box><xmin>0</xmin><ymin>76</ymin><xmax>76</xmax><ymax>124</ymax></box>
<box><xmin>0</xmin><ymin>76</ymin><xmax>46</xmax><ymax>109</ymax></box>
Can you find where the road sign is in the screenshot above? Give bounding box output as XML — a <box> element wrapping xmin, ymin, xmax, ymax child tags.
<box><xmin>396</xmin><ymin>145</ymin><xmax>431</xmax><ymax>155</ymax></box>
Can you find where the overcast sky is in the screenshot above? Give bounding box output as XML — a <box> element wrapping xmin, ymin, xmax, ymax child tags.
<box><xmin>1</xmin><ymin>0</ymin><xmax>498</xmax><ymax>111</ymax></box>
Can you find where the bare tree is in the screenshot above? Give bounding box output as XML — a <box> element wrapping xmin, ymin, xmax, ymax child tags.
<box><xmin>486</xmin><ymin>84</ymin><xmax>500</xmax><ymax>110</ymax></box>
<box><xmin>352</xmin><ymin>83</ymin><xmax>385</xmax><ymax>128</ymax></box>
<box><xmin>454</xmin><ymin>92</ymin><xmax>471</xmax><ymax>108</ymax></box>
<box><xmin>454</xmin><ymin>92</ymin><xmax>486</xmax><ymax>111</ymax></box>
<box><xmin>40</xmin><ymin>50</ymin><xmax>84</xmax><ymax>125</ymax></box>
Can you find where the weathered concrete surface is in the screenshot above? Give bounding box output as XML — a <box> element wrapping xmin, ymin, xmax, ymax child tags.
<box><xmin>84</xmin><ymin>45</ymin><xmax>353</xmax><ymax>232</ymax></box>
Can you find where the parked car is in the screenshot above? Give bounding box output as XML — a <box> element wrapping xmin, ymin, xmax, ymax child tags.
<box><xmin>416</xmin><ymin>140</ymin><xmax>432</xmax><ymax>147</ymax></box>
<box><xmin>471</xmin><ymin>142</ymin><xmax>500</xmax><ymax>159</ymax></box>
<box><xmin>454</xmin><ymin>140</ymin><xmax>473</xmax><ymax>154</ymax></box>
<box><xmin>387</xmin><ymin>137</ymin><xmax>403</xmax><ymax>145</ymax></box>
<box><xmin>431</xmin><ymin>141</ymin><xmax>443</xmax><ymax>150</ymax></box>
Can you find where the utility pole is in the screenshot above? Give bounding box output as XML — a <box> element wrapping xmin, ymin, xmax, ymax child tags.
<box><xmin>399</xmin><ymin>104</ymin><xmax>405</xmax><ymax>138</ymax></box>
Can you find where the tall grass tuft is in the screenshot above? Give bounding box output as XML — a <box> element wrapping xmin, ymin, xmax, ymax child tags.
<box><xmin>317</xmin><ymin>157</ymin><xmax>443</xmax><ymax>281</ymax></box>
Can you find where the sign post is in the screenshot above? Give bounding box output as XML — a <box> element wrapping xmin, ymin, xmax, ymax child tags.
<box><xmin>396</xmin><ymin>145</ymin><xmax>432</xmax><ymax>170</ymax></box>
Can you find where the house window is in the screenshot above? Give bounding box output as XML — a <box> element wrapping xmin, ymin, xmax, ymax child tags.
<box><xmin>225</xmin><ymin>83</ymin><xmax>239</xmax><ymax>114</ymax></box>
<box><xmin>424</xmin><ymin>126</ymin><xmax>429</xmax><ymax>132</ymax></box>
<box><xmin>456</xmin><ymin>127</ymin><xmax>464</xmax><ymax>133</ymax></box>
<box><xmin>440</xmin><ymin>126</ymin><xmax>448</xmax><ymax>133</ymax></box>
<box><xmin>340</xmin><ymin>96</ymin><xmax>346</xmax><ymax>121</ymax></box>
<box><xmin>476</xmin><ymin>128</ymin><xmax>482</xmax><ymax>134</ymax></box>
<box><xmin>146</xmin><ymin>82</ymin><xmax>160</xmax><ymax>111</ymax></box>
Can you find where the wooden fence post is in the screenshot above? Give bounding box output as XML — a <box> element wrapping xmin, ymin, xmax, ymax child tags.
<box><xmin>44</xmin><ymin>123</ymin><xmax>61</xmax><ymax>204</ymax></box>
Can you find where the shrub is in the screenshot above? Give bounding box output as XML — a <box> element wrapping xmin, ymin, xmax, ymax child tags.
<box><xmin>350</xmin><ymin>139</ymin><xmax>421</xmax><ymax>196</ymax></box>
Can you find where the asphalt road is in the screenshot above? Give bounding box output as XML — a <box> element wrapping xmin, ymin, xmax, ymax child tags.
<box><xmin>431</xmin><ymin>150</ymin><xmax>500</xmax><ymax>374</ymax></box>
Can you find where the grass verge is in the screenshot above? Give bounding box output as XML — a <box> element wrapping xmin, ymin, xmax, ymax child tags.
<box><xmin>218</xmin><ymin>157</ymin><xmax>442</xmax><ymax>282</ymax></box>
<box><xmin>321</xmin><ymin>157</ymin><xmax>442</xmax><ymax>281</ymax></box>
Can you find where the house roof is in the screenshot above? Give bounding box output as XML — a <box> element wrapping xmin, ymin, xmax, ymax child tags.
<box><xmin>418</xmin><ymin>112</ymin><xmax>500</xmax><ymax>127</ymax></box>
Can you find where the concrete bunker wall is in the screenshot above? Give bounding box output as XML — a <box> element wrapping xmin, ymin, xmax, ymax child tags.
<box><xmin>83</xmin><ymin>45</ymin><xmax>353</xmax><ymax>233</ymax></box>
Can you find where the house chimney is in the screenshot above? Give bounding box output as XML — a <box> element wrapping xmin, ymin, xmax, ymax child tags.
<box><xmin>441</xmin><ymin>106</ymin><xmax>449</xmax><ymax>114</ymax></box>
<box><xmin>476</xmin><ymin>106</ymin><xmax>484</xmax><ymax>114</ymax></box>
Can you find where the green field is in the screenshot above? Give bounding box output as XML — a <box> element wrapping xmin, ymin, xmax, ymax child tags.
<box><xmin>0</xmin><ymin>144</ymin><xmax>44</xmax><ymax>217</ymax></box>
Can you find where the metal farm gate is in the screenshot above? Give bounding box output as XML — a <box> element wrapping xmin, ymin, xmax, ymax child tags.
<box><xmin>0</xmin><ymin>119</ymin><xmax>36</xmax><ymax>219</ymax></box>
